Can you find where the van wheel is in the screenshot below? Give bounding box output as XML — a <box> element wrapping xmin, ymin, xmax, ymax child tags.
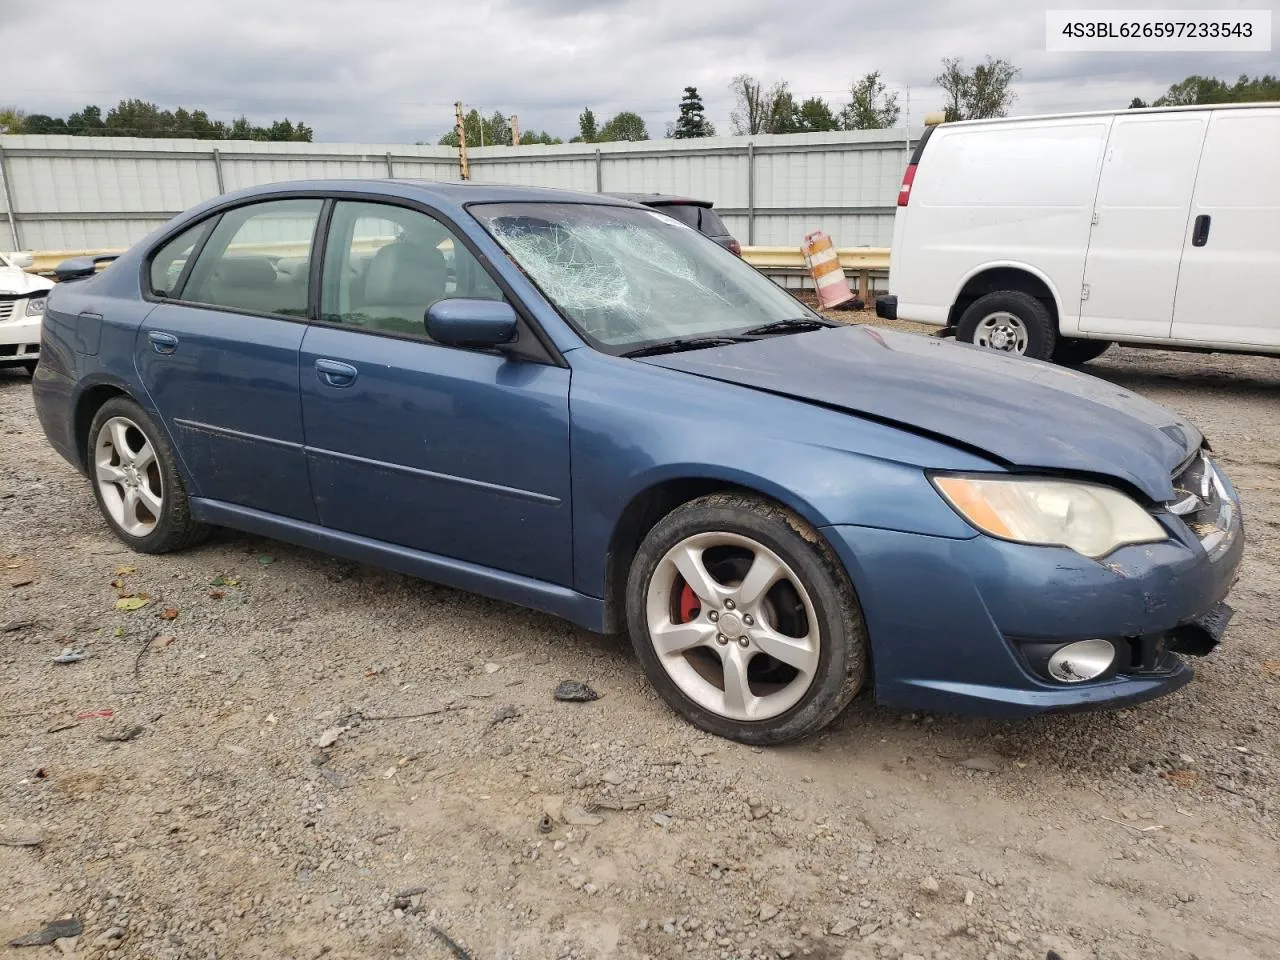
<box><xmin>1053</xmin><ymin>338</ymin><xmax>1111</xmax><ymax>365</ymax></box>
<box><xmin>957</xmin><ymin>291</ymin><xmax>1056</xmax><ymax>361</ymax></box>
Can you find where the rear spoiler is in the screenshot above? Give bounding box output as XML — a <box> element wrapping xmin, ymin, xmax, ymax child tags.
<box><xmin>54</xmin><ymin>254</ymin><xmax>120</xmax><ymax>283</ymax></box>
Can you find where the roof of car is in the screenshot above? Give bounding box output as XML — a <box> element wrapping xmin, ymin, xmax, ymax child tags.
<box><xmin>604</xmin><ymin>192</ymin><xmax>713</xmax><ymax>208</ymax></box>
<box><xmin>212</xmin><ymin>179</ymin><xmax>642</xmax><ymax>209</ymax></box>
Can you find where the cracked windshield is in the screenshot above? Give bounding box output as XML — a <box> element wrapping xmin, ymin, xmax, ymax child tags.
<box><xmin>472</xmin><ymin>202</ymin><xmax>816</xmax><ymax>349</ymax></box>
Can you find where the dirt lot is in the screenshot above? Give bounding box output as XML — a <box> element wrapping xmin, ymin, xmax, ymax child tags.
<box><xmin>2</xmin><ymin>326</ymin><xmax>1278</xmax><ymax>960</ymax></box>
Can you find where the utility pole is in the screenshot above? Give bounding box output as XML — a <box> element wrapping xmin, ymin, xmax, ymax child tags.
<box><xmin>454</xmin><ymin>101</ymin><xmax>469</xmax><ymax>180</ymax></box>
<box><xmin>510</xmin><ymin>114</ymin><xmax>520</xmax><ymax>146</ymax></box>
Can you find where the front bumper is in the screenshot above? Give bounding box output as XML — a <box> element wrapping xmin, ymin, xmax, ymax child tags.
<box><xmin>821</xmin><ymin>495</ymin><xmax>1243</xmax><ymax>717</ymax></box>
<box><xmin>0</xmin><ymin>313</ymin><xmax>41</xmax><ymax>364</ymax></box>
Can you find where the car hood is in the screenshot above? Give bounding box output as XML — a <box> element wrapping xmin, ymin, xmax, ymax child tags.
<box><xmin>0</xmin><ymin>266</ymin><xmax>53</xmax><ymax>297</ymax></box>
<box><xmin>640</xmin><ymin>326</ymin><xmax>1200</xmax><ymax>502</ymax></box>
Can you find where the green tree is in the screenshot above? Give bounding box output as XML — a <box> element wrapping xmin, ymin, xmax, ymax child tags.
<box><xmin>438</xmin><ymin>110</ymin><xmax>510</xmax><ymax>147</ymax></box>
<box><xmin>0</xmin><ymin>107</ymin><xmax>25</xmax><ymax>134</ymax></box>
<box><xmin>21</xmin><ymin>114</ymin><xmax>69</xmax><ymax>134</ymax></box>
<box><xmin>794</xmin><ymin>96</ymin><xmax>839</xmax><ymax>132</ymax></box>
<box><xmin>263</xmin><ymin>118</ymin><xmax>313</xmax><ymax>141</ymax></box>
<box><xmin>936</xmin><ymin>56</ymin><xmax>1020</xmax><ymax>121</ymax></box>
<box><xmin>671</xmin><ymin>86</ymin><xmax>715</xmax><ymax>138</ymax></box>
<box><xmin>768</xmin><ymin>90</ymin><xmax>800</xmax><ymax>133</ymax></box>
<box><xmin>105</xmin><ymin>99</ymin><xmax>175</xmax><ymax>136</ymax></box>
<box><xmin>1153</xmin><ymin>73</ymin><xmax>1280</xmax><ymax>106</ymax></box>
<box><xmin>520</xmin><ymin>130</ymin><xmax>563</xmax><ymax>145</ymax></box>
<box><xmin>839</xmin><ymin>72</ymin><xmax>901</xmax><ymax>129</ymax></box>
<box><xmin>67</xmin><ymin>105</ymin><xmax>107</xmax><ymax>136</ymax></box>
<box><xmin>572</xmin><ymin>107</ymin><xmax>599</xmax><ymax>143</ymax></box>
<box><xmin>598</xmin><ymin>110</ymin><xmax>649</xmax><ymax>141</ymax></box>
<box><xmin>1128</xmin><ymin>97</ymin><xmax>1149</xmax><ymax>109</ymax></box>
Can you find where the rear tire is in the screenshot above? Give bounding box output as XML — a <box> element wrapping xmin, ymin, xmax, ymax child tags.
<box><xmin>957</xmin><ymin>291</ymin><xmax>1057</xmax><ymax>361</ymax></box>
<box><xmin>625</xmin><ymin>493</ymin><xmax>868</xmax><ymax>745</ymax></box>
<box><xmin>1052</xmin><ymin>337</ymin><xmax>1111</xmax><ymax>365</ymax></box>
<box><xmin>87</xmin><ymin>397</ymin><xmax>210</xmax><ymax>554</ymax></box>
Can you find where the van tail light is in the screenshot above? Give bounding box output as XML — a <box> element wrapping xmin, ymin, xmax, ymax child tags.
<box><xmin>897</xmin><ymin>164</ymin><xmax>918</xmax><ymax>207</ymax></box>
<box><xmin>728</xmin><ymin>239</ymin><xmax>742</xmax><ymax>257</ymax></box>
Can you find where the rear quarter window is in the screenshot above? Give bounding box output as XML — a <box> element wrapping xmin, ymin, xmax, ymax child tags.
<box><xmin>148</xmin><ymin>222</ymin><xmax>211</xmax><ymax>298</ymax></box>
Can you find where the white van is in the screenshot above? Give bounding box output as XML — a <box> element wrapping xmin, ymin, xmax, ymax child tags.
<box><xmin>877</xmin><ymin>103</ymin><xmax>1280</xmax><ymax>364</ymax></box>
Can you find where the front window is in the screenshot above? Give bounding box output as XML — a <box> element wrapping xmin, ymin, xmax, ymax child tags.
<box><xmin>470</xmin><ymin>202</ymin><xmax>817</xmax><ymax>352</ymax></box>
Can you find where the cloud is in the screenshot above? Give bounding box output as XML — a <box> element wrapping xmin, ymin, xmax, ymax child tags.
<box><xmin>2</xmin><ymin>0</ymin><xmax>1273</xmax><ymax>142</ymax></box>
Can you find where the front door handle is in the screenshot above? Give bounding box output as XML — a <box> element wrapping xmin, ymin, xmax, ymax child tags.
<box><xmin>148</xmin><ymin>330</ymin><xmax>179</xmax><ymax>355</ymax></box>
<box><xmin>1192</xmin><ymin>214</ymin><xmax>1211</xmax><ymax>247</ymax></box>
<box><xmin>315</xmin><ymin>358</ymin><xmax>358</xmax><ymax>388</ymax></box>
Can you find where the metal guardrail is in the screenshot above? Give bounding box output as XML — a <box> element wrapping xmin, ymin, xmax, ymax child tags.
<box><xmin>19</xmin><ymin>246</ymin><xmax>891</xmax><ymax>292</ymax></box>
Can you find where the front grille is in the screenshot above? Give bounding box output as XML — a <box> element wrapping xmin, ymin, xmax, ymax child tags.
<box><xmin>1169</xmin><ymin>450</ymin><xmax>1236</xmax><ymax>555</ymax></box>
<box><xmin>0</xmin><ymin>300</ymin><xmax>15</xmax><ymax>323</ymax></box>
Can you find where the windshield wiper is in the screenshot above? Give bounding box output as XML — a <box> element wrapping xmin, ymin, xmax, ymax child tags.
<box><xmin>737</xmin><ymin>317</ymin><xmax>833</xmax><ymax>337</ymax></box>
<box><xmin>620</xmin><ymin>336</ymin><xmax>754</xmax><ymax>358</ymax></box>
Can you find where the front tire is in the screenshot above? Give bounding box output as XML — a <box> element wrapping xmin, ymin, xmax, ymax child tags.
<box><xmin>625</xmin><ymin>493</ymin><xmax>868</xmax><ymax>745</ymax></box>
<box><xmin>23</xmin><ymin>360</ymin><xmax>38</xmax><ymax>376</ymax></box>
<box><xmin>1053</xmin><ymin>337</ymin><xmax>1111</xmax><ymax>365</ymax></box>
<box><xmin>957</xmin><ymin>291</ymin><xmax>1057</xmax><ymax>361</ymax></box>
<box><xmin>87</xmin><ymin>397</ymin><xmax>210</xmax><ymax>554</ymax></box>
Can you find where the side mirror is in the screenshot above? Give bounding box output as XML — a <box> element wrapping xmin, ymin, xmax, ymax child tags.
<box><xmin>426</xmin><ymin>299</ymin><xmax>518</xmax><ymax>349</ymax></box>
<box><xmin>6</xmin><ymin>252</ymin><xmax>35</xmax><ymax>269</ymax></box>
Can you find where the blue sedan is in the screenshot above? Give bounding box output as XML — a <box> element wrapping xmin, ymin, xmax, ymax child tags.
<box><xmin>32</xmin><ymin>181</ymin><xmax>1243</xmax><ymax>744</ymax></box>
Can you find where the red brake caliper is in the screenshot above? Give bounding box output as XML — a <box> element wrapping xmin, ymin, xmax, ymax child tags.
<box><xmin>677</xmin><ymin>580</ymin><xmax>701</xmax><ymax>622</ymax></box>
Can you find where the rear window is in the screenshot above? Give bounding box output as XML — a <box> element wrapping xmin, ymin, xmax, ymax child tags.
<box><xmin>657</xmin><ymin>205</ymin><xmax>701</xmax><ymax>229</ymax></box>
<box><xmin>698</xmin><ymin>207</ymin><xmax>729</xmax><ymax>237</ymax></box>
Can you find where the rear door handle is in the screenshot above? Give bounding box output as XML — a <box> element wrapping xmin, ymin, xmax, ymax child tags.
<box><xmin>315</xmin><ymin>358</ymin><xmax>358</xmax><ymax>387</ymax></box>
<box><xmin>148</xmin><ymin>330</ymin><xmax>179</xmax><ymax>355</ymax></box>
<box><xmin>1192</xmin><ymin>214</ymin><xmax>1211</xmax><ymax>247</ymax></box>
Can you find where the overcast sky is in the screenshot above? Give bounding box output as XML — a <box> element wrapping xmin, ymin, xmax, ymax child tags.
<box><xmin>2</xmin><ymin>0</ymin><xmax>1274</xmax><ymax>143</ymax></box>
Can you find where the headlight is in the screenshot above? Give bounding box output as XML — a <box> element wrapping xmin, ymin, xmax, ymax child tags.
<box><xmin>932</xmin><ymin>475</ymin><xmax>1166</xmax><ymax>558</ymax></box>
<box><xmin>25</xmin><ymin>297</ymin><xmax>47</xmax><ymax>317</ymax></box>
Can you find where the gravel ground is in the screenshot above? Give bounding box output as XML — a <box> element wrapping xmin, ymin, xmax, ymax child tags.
<box><xmin>1</xmin><ymin>328</ymin><xmax>1278</xmax><ymax>960</ymax></box>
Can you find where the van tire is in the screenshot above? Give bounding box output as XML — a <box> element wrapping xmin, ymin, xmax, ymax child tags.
<box><xmin>957</xmin><ymin>291</ymin><xmax>1057</xmax><ymax>361</ymax></box>
<box><xmin>1053</xmin><ymin>338</ymin><xmax>1111</xmax><ymax>365</ymax></box>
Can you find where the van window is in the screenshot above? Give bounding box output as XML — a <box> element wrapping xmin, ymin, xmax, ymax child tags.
<box><xmin>1194</xmin><ymin>112</ymin><xmax>1280</xmax><ymax>208</ymax></box>
<box><xmin>1095</xmin><ymin>117</ymin><xmax>1206</xmax><ymax>208</ymax></box>
<box><xmin>918</xmin><ymin>122</ymin><xmax>1107</xmax><ymax>206</ymax></box>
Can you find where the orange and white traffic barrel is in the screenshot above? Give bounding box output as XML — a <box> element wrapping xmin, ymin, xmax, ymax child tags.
<box><xmin>801</xmin><ymin>231</ymin><xmax>853</xmax><ymax>310</ymax></box>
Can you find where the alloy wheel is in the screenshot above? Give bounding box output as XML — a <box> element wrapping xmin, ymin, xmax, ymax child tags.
<box><xmin>644</xmin><ymin>531</ymin><xmax>820</xmax><ymax>722</ymax></box>
<box><xmin>94</xmin><ymin>416</ymin><xmax>164</xmax><ymax>538</ymax></box>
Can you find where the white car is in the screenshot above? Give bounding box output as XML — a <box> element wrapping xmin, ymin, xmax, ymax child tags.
<box><xmin>878</xmin><ymin>103</ymin><xmax>1280</xmax><ymax>364</ymax></box>
<box><xmin>1</xmin><ymin>252</ymin><xmax>52</xmax><ymax>374</ymax></box>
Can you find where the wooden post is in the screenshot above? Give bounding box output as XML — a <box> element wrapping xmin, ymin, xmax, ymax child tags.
<box><xmin>858</xmin><ymin>269</ymin><xmax>869</xmax><ymax>306</ymax></box>
<box><xmin>510</xmin><ymin>115</ymin><xmax>520</xmax><ymax>146</ymax></box>
<box><xmin>454</xmin><ymin>101</ymin><xmax>470</xmax><ymax>181</ymax></box>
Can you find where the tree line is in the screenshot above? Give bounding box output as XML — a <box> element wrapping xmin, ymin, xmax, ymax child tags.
<box><xmin>1130</xmin><ymin>73</ymin><xmax>1280</xmax><ymax>109</ymax></box>
<box><xmin>3</xmin><ymin>68</ymin><xmax>1274</xmax><ymax>147</ymax></box>
<box><xmin>0</xmin><ymin>99</ymin><xmax>313</xmax><ymax>141</ymax></box>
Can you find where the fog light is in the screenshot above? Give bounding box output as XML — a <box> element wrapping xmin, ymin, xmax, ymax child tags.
<box><xmin>1047</xmin><ymin>639</ymin><xmax>1116</xmax><ymax>683</ymax></box>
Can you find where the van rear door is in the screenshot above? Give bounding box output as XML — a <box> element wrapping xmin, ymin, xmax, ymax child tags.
<box><xmin>1170</xmin><ymin>106</ymin><xmax>1280</xmax><ymax>348</ymax></box>
<box><xmin>1077</xmin><ymin>113</ymin><xmax>1208</xmax><ymax>338</ymax></box>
